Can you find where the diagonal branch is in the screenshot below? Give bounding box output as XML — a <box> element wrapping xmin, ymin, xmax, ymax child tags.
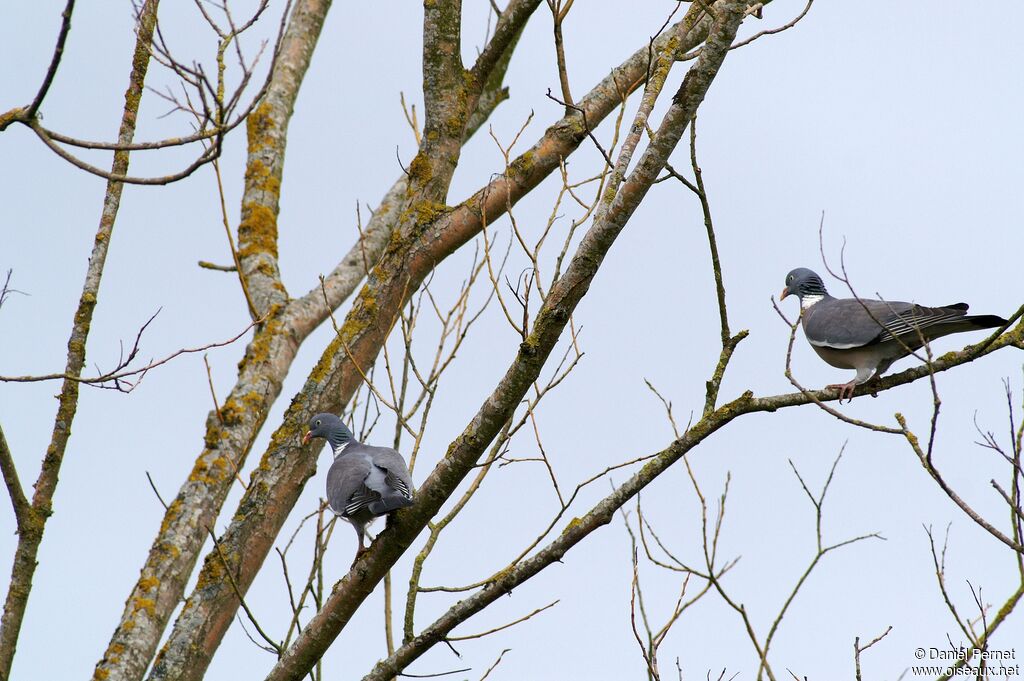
<box><xmin>0</xmin><ymin>0</ymin><xmax>76</xmax><ymax>131</ymax></box>
<box><xmin>361</xmin><ymin>313</ymin><xmax>1022</xmax><ymax>681</ymax></box>
<box><xmin>0</xmin><ymin>425</ymin><xmax>29</xmax><ymax>534</ymax></box>
<box><xmin>25</xmin><ymin>0</ymin><xmax>76</xmax><ymax>121</ymax></box>
<box><xmin>279</xmin><ymin>5</ymin><xmax>749</xmax><ymax>681</ymax></box>
<box><xmin>94</xmin><ymin>2</ymin><xmax>334</xmax><ymax>680</ymax></box>
<box><xmin>235</xmin><ymin>0</ymin><xmax>334</xmax><ymax>318</ymax></box>
<box><xmin>166</xmin><ymin>11</ymin><xmax>714</xmax><ymax>681</ymax></box>
<box><xmin>0</xmin><ymin>2</ymin><xmax>161</xmax><ymax>679</ymax></box>
<box><xmin>136</xmin><ymin>4</ymin><xmax>545</xmax><ymax>681</ymax></box>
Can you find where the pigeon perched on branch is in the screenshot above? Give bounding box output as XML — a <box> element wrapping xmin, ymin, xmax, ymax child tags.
<box><xmin>780</xmin><ymin>267</ymin><xmax>1006</xmax><ymax>400</ymax></box>
<box><xmin>302</xmin><ymin>413</ymin><xmax>414</xmax><ymax>559</ymax></box>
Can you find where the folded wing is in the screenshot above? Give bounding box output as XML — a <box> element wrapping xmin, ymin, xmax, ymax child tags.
<box><xmin>803</xmin><ymin>298</ymin><xmax>986</xmax><ymax>350</ymax></box>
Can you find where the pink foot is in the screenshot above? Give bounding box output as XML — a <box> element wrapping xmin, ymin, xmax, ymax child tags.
<box><xmin>825</xmin><ymin>382</ymin><xmax>857</xmax><ymax>402</ymax></box>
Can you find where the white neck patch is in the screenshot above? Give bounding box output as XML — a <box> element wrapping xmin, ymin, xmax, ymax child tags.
<box><xmin>333</xmin><ymin>442</ymin><xmax>350</xmax><ymax>459</ymax></box>
<box><xmin>800</xmin><ymin>293</ymin><xmax>824</xmax><ymax>310</ymax></box>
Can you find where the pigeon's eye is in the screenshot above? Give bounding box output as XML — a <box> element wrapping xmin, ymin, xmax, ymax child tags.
<box><xmin>315</xmin><ymin>419</ymin><xmax>321</xmax><ymax>427</ymax></box>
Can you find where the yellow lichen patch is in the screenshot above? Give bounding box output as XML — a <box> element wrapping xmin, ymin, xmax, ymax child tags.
<box><xmin>306</xmin><ymin>350</ymin><xmax>336</xmax><ymax>386</ymax></box>
<box><xmin>131</xmin><ymin>597</ymin><xmax>156</xmax><ymax>618</ymax></box>
<box><xmin>189</xmin><ymin>458</ymin><xmax>211</xmax><ymax>484</ymax></box>
<box><xmin>158</xmin><ymin>499</ymin><xmax>183</xmax><ymax>535</ymax></box>
<box><xmin>189</xmin><ymin>454</ymin><xmax>229</xmax><ymax>485</ymax></box>
<box><xmin>95</xmin><ymin>668</ymin><xmax>110</xmax><ymax>680</ymax></box>
<box><xmin>204</xmin><ymin>424</ymin><xmax>224</xmax><ymax>449</ymax></box>
<box><xmin>509</xmin><ymin>150</ymin><xmax>536</xmax><ymax>178</ymax></box>
<box><xmin>219</xmin><ymin>398</ymin><xmax>244</xmax><ymax>426</ymax></box>
<box><xmin>138</xmin><ymin>575</ymin><xmax>160</xmax><ymax>592</ymax></box>
<box><xmin>244</xmin><ymin>158</ymin><xmax>281</xmax><ymax>197</ymax></box>
<box><xmin>195</xmin><ymin>547</ymin><xmax>233</xmax><ymax>591</ymax></box>
<box><xmin>445</xmin><ymin>114</ymin><xmax>463</xmax><ymax>137</ymax></box>
<box><xmin>240</xmin><ymin>320</ymin><xmax>280</xmax><ymax>373</ymax></box>
<box><xmin>211</xmin><ymin>456</ymin><xmax>228</xmax><ymax>476</ymax></box>
<box><xmin>246</xmin><ymin>101</ymin><xmax>276</xmax><ymax>154</ymax></box>
<box><xmin>408</xmin><ymin>153</ymin><xmax>432</xmax><ymax>184</ymax></box>
<box><xmin>238</xmin><ymin>204</ymin><xmax>279</xmax><ymax>260</ymax></box>
<box><xmin>254</xmin><ymin>261</ymin><xmax>278</xmax><ymax>279</ymax></box>
<box><xmin>241</xmin><ymin>390</ymin><xmax>264</xmax><ymax>411</ymax></box>
<box><xmin>414</xmin><ymin>200</ymin><xmax>447</xmax><ymax>225</ymax></box>
<box><xmin>268</xmin><ymin>410</ymin><xmax>306</xmax><ymax>451</ymax></box>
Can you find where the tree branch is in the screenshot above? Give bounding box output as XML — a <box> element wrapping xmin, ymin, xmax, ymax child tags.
<box><xmin>0</xmin><ymin>0</ymin><xmax>76</xmax><ymax>131</ymax></box>
<box><xmin>133</xmin><ymin>4</ymin><xmax>544</xmax><ymax>681</ymax></box>
<box><xmin>0</xmin><ymin>425</ymin><xmax>29</xmax><ymax>534</ymax></box>
<box><xmin>0</xmin><ymin>2</ymin><xmax>160</xmax><ymax>678</ymax></box>
<box><xmin>276</xmin><ymin>5</ymin><xmax>748</xmax><ymax>680</ymax></box>
<box><xmin>94</xmin><ymin>2</ymin><xmax>333</xmax><ymax>679</ymax></box>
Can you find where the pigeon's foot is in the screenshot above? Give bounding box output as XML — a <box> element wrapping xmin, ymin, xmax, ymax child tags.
<box><xmin>351</xmin><ymin>544</ymin><xmax>368</xmax><ymax>568</ymax></box>
<box><xmin>826</xmin><ymin>381</ymin><xmax>858</xmax><ymax>403</ymax></box>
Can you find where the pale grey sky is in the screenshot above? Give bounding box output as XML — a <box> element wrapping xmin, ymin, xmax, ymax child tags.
<box><xmin>2</xmin><ymin>1</ymin><xmax>1023</xmax><ymax>679</ymax></box>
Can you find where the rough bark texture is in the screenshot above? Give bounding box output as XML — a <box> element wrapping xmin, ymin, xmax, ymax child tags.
<box><xmin>266</xmin><ymin>4</ymin><xmax>742</xmax><ymax>679</ymax></box>
<box><xmin>142</xmin><ymin>4</ymin><xmax>542</xmax><ymax>681</ymax></box>
<box><xmin>0</xmin><ymin>3</ymin><xmax>160</xmax><ymax>680</ymax></box>
<box><xmin>92</xmin><ymin>3</ymin><xmax>332</xmax><ymax>680</ymax></box>
<box><xmin>148</xmin><ymin>9</ymin><xmax>713</xmax><ymax>680</ymax></box>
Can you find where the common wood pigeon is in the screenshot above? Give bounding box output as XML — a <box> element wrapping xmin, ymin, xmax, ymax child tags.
<box><xmin>781</xmin><ymin>267</ymin><xmax>1007</xmax><ymax>400</ymax></box>
<box><xmin>302</xmin><ymin>413</ymin><xmax>414</xmax><ymax>557</ymax></box>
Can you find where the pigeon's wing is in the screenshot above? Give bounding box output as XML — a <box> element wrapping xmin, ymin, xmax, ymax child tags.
<box><xmin>801</xmin><ymin>299</ymin><xmax>894</xmax><ymax>349</ymax></box>
<box><xmin>326</xmin><ymin>454</ymin><xmax>373</xmax><ymax>517</ymax></box>
<box><xmin>802</xmin><ymin>298</ymin><xmax>965</xmax><ymax>350</ymax></box>
<box><xmin>872</xmin><ymin>303</ymin><xmax>974</xmax><ymax>343</ymax></box>
<box><xmin>356</xmin><ymin>445</ymin><xmax>414</xmax><ymax>513</ymax></box>
<box><xmin>371</xmin><ymin>446</ymin><xmax>414</xmax><ymax>498</ymax></box>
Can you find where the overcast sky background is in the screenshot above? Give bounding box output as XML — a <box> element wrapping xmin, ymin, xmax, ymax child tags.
<box><xmin>2</xmin><ymin>1</ymin><xmax>1024</xmax><ymax>679</ymax></box>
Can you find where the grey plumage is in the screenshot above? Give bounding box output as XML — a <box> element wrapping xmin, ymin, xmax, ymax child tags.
<box><xmin>781</xmin><ymin>267</ymin><xmax>1006</xmax><ymax>400</ymax></box>
<box><xmin>303</xmin><ymin>413</ymin><xmax>414</xmax><ymax>557</ymax></box>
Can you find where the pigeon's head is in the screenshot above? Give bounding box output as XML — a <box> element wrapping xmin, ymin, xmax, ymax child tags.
<box><xmin>781</xmin><ymin>268</ymin><xmax>828</xmax><ymax>301</ymax></box>
<box><xmin>302</xmin><ymin>413</ymin><xmax>354</xmax><ymax>447</ymax></box>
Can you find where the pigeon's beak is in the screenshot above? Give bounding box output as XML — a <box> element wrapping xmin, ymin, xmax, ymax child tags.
<box><xmin>780</xmin><ymin>287</ymin><xmax>790</xmax><ymax>300</ymax></box>
<box><xmin>302</xmin><ymin>430</ymin><xmax>312</xmax><ymax>445</ymax></box>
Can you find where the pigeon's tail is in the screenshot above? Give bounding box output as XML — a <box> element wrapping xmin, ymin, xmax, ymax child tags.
<box><xmin>936</xmin><ymin>303</ymin><xmax>1006</xmax><ymax>332</ymax></box>
<box><xmin>919</xmin><ymin>313</ymin><xmax>1008</xmax><ymax>344</ymax></box>
<box><xmin>368</xmin><ymin>493</ymin><xmax>414</xmax><ymax>516</ymax></box>
<box><xmin>963</xmin><ymin>314</ymin><xmax>1008</xmax><ymax>330</ymax></box>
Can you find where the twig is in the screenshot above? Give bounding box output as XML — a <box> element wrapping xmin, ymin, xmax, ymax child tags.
<box><xmin>0</xmin><ymin>315</ymin><xmax>264</xmax><ymax>390</ymax></box>
<box><xmin>446</xmin><ymin>600</ymin><xmax>559</xmax><ymax>641</ymax></box>
<box><xmin>198</xmin><ymin>260</ymin><xmax>238</xmax><ymax>272</ymax></box>
<box><xmin>853</xmin><ymin>626</ymin><xmax>892</xmax><ymax>681</ymax></box>
<box><xmin>729</xmin><ymin>0</ymin><xmax>814</xmax><ymax>51</ymax></box>
<box><xmin>545</xmin><ymin>88</ymin><xmax>614</xmax><ymax>168</ymax></box>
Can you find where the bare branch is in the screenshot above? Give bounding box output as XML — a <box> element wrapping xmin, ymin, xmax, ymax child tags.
<box><xmin>1</xmin><ymin>2</ymin><xmax>161</xmax><ymax>677</ymax></box>
<box><xmin>0</xmin><ymin>0</ymin><xmax>76</xmax><ymax>130</ymax></box>
<box><xmin>0</xmin><ymin>315</ymin><xmax>262</xmax><ymax>391</ymax></box>
<box><xmin>0</xmin><ymin>425</ymin><xmax>29</xmax><ymax>533</ymax></box>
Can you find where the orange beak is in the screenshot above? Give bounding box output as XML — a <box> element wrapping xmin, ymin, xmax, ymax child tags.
<box><xmin>780</xmin><ymin>287</ymin><xmax>790</xmax><ymax>300</ymax></box>
<box><xmin>302</xmin><ymin>431</ymin><xmax>312</xmax><ymax>445</ymax></box>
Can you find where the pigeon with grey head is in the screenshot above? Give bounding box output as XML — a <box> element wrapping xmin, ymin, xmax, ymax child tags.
<box><xmin>781</xmin><ymin>267</ymin><xmax>1007</xmax><ymax>401</ymax></box>
<box><xmin>302</xmin><ymin>413</ymin><xmax>414</xmax><ymax>559</ymax></box>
